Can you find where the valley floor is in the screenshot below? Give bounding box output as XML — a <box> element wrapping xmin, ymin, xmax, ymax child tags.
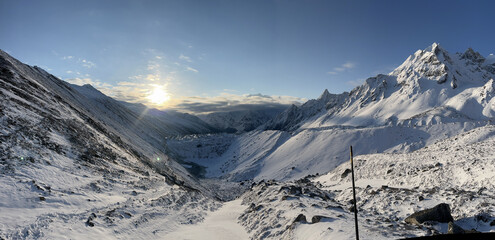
<box><xmin>161</xmin><ymin>199</ymin><xmax>249</xmax><ymax>240</ymax></box>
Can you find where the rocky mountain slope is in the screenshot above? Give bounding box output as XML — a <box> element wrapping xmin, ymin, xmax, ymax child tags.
<box><xmin>0</xmin><ymin>49</ymin><xmax>223</xmax><ymax>239</ymax></box>
<box><xmin>268</xmin><ymin>43</ymin><xmax>495</xmax><ymax>130</ymax></box>
<box><xmin>200</xmin><ymin>107</ymin><xmax>286</xmax><ymax>133</ymax></box>
<box><xmin>228</xmin><ymin>124</ymin><xmax>495</xmax><ymax>239</ymax></box>
<box><xmin>170</xmin><ymin>44</ymin><xmax>495</xmax><ymax>181</ymax></box>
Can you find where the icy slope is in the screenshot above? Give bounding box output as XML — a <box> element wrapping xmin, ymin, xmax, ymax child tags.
<box><xmin>0</xmin><ymin>50</ymin><xmax>222</xmax><ymax>238</ymax></box>
<box><xmin>117</xmin><ymin>100</ymin><xmax>219</xmax><ymax>135</ymax></box>
<box><xmin>171</xmin><ymin>121</ymin><xmax>485</xmax><ymax>181</ymax></box>
<box><xmin>231</xmin><ymin>125</ymin><xmax>495</xmax><ymax>239</ymax></box>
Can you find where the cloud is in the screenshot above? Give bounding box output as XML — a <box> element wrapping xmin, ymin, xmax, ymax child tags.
<box><xmin>169</xmin><ymin>93</ymin><xmax>305</xmax><ymax>114</ymax></box>
<box><xmin>147</xmin><ymin>62</ymin><xmax>160</xmax><ymax>71</ymax></box>
<box><xmin>327</xmin><ymin>61</ymin><xmax>356</xmax><ymax>75</ymax></box>
<box><xmin>62</xmin><ymin>56</ymin><xmax>73</xmax><ymax>60</ymax></box>
<box><xmin>186</xmin><ymin>66</ymin><xmax>198</xmax><ymax>73</ymax></box>
<box><xmin>67</xmin><ymin>76</ymin><xmax>305</xmax><ymax>115</ymax></box>
<box><xmin>179</xmin><ymin>54</ymin><xmax>192</xmax><ymax>63</ymax></box>
<box><xmin>66</xmin><ymin>77</ymin><xmax>98</xmax><ymax>86</ymax></box>
<box><xmin>342</xmin><ymin>62</ymin><xmax>355</xmax><ymax>69</ymax></box>
<box><xmin>81</xmin><ymin>59</ymin><xmax>96</xmax><ymax>68</ymax></box>
<box><xmin>129</xmin><ymin>73</ymin><xmax>163</xmax><ymax>82</ymax></box>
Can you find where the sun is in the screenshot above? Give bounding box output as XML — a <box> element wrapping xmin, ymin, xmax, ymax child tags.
<box><xmin>147</xmin><ymin>86</ymin><xmax>170</xmax><ymax>105</ymax></box>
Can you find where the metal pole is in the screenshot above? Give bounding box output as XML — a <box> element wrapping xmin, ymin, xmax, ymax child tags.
<box><xmin>350</xmin><ymin>145</ymin><xmax>359</xmax><ymax>240</ymax></box>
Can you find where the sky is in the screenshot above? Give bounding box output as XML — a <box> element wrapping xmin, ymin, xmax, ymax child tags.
<box><xmin>1</xmin><ymin>0</ymin><xmax>494</xmax><ymax>114</ymax></box>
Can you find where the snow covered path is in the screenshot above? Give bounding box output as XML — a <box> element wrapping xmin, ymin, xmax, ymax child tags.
<box><xmin>162</xmin><ymin>199</ymin><xmax>249</xmax><ymax>240</ymax></box>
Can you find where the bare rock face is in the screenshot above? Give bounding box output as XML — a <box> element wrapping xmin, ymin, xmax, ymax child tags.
<box><xmin>405</xmin><ymin>203</ymin><xmax>454</xmax><ymax>225</ymax></box>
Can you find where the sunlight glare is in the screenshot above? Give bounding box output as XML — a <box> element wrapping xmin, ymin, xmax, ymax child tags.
<box><xmin>147</xmin><ymin>86</ymin><xmax>170</xmax><ymax>105</ymax></box>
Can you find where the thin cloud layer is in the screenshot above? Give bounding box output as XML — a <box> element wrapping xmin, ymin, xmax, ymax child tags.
<box><xmin>66</xmin><ymin>77</ymin><xmax>303</xmax><ymax>114</ymax></box>
<box><xmin>328</xmin><ymin>61</ymin><xmax>356</xmax><ymax>75</ymax></box>
<box><xmin>170</xmin><ymin>93</ymin><xmax>305</xmax><ymax>114</ymax></box>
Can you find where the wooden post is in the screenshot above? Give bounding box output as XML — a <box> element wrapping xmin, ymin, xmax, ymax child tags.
<box><xmin>350</xmin><ymin>146</ymin><xmax>359</xmax><ymax>240</ymax></box>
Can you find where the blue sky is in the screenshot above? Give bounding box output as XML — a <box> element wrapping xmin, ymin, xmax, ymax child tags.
<box><xmin>1</xmin><ymin>0</ymin><xmax>494</xmax><ymax>113</ymax></box>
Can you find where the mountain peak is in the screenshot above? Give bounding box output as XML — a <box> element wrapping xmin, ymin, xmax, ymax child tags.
<box><xmin>424</xmin><ymin>42</ymin><xmax>443</xmax><ymax>54</ymax></box>
<box><xmin>461</xmin><ymin>47</ymin><xmax>485</xmax><ymax>64</ymax></box>
<box><xmin>318</xmin><ymin>89</ymin><xmax>331</xmax><ymax>100</ymax></box>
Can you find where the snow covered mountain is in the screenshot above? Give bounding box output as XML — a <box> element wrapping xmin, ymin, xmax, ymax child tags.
<box><xmin>69</xmin><ymin>82</ymin><xmax>218</xmax><ymax>142</ymax></box>
<box><xmin>301</xmin><ymin>43</ymin><xmax>495</xmax><ymax>128</ymax></box>
<box><xmin>264</xmin><ymin>43</ymin><xmax>495</xmax><ymax>132</ymax></box>
<box><xmin>263</xmin><ymin>89</ymin><xmax>348</xmax><ymax>131</ymax></box>
<box><xmin>118</xmin><ymin>100</ymin><xmax>219</xmax><ymax>135</ymax></box>
<box><xmin>3</xmin><ymin>43</ymin><xmax>495</xmax><ymax>239</ymax></box>
<box><xmin>200</xmin><ymin>106</ymin><xmax>287</xmax><ymax>133</ymax></box>
<box><xmin>171</xmin><ymin>43</ymin><xmax>495</xmax><ymax>181</ymax></box>
<box><xmin>0</xmin><ymin>49</ymin><xmax>225</xmax><ymax>238</ymax></box>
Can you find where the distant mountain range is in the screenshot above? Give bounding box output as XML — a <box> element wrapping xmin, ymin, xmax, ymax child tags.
<box><xmin>169</xmin><ymin>43</ymin><xmax>495</xmax><ymax>181</ymax></box>
<box><xmin>264</xmin><ymin>43</ymin><xmax>495</xmax><ymax>131</ymax></box>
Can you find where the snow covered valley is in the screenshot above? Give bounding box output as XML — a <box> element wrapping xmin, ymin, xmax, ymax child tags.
<box><xmin>3</xmin><ymin>43</ymin><xmax>495</xmax><ymax>239</ymax></box>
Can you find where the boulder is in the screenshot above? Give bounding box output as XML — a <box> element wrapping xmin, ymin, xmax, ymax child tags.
<box><xmin>293</xmin><ymin>214</ymin><xmax>307</xmax><ymax>223</ymax></box>
<box><xmin>341</xmin><ymin>169</ymin><xmax>352</xmax><ymax>178</ymax></box>
<box><xmin>404</xmin><ymin>203</ymin><xmax>454</xmax><ymax>225</ymax></box>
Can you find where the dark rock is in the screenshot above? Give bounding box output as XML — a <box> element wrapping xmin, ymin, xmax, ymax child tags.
<box><xmin>325</xmin><ymin>205</ymin><xmax>344</xmax><ymax>211</ymax></box>
<box><xmin>279</xmin><ymin>185</ymin><xmax>302</xmax><ymax>195</ymax></box>
<box><xmin>105</xmin><ymin>209</ymin><xmax>117</xmax><ymax>217</ymax></box>
<box><xmin>86</xmin><ymin>213</ymin><xmax>97</xmax><ymax>227</ymax></box>
<box><xmin>490</xmin><ymin>219</ymin><xmax>495</xmax><ymax>226</ymax></box>
<box><xmin>341</xmin><ymin>169</ymin><xmax>352</xmax><ymax>178</ymax></box>
<box><xmin>294</xmin><ymin>214</ymin><xmax>307</xmax><ymax>223</ymax></box>
<box><xmin>39</xmin><ymin>196</ymin><xmax>46</xmax><ymax>201</ymax></box>
<box><xmin>349</xmin><ymin>205</ymin><xmax>356</xmax><ymax>213</ymax></box>
<box><xmin>387</xmin><ymin>169</ymin><xmax>393</xmax><ymax>174</ymax></box>
<box><xmin>404</xmin><ymin>203</ymin><xmax>454</xmax><ymax>225</ymax></box>
<box><xmin>418</xmin><ymin>196</ymin><xmax>424</xmax><ymax>201</ymax></box>
<box><xmin>447</xmin><ymin>221</ymin><xmax>465</xmax><ymax>234</ymax></box>
<box><xmin>312</xmin><ymin>215</ymin><xmax>333</xmax><ymax>223</ymax></box>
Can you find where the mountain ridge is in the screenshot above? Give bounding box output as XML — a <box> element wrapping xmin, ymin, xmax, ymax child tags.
<box><xmin>263</xmin><ymin>43</ymin><xmax>495</xmax><ymax>132</ymax></box>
